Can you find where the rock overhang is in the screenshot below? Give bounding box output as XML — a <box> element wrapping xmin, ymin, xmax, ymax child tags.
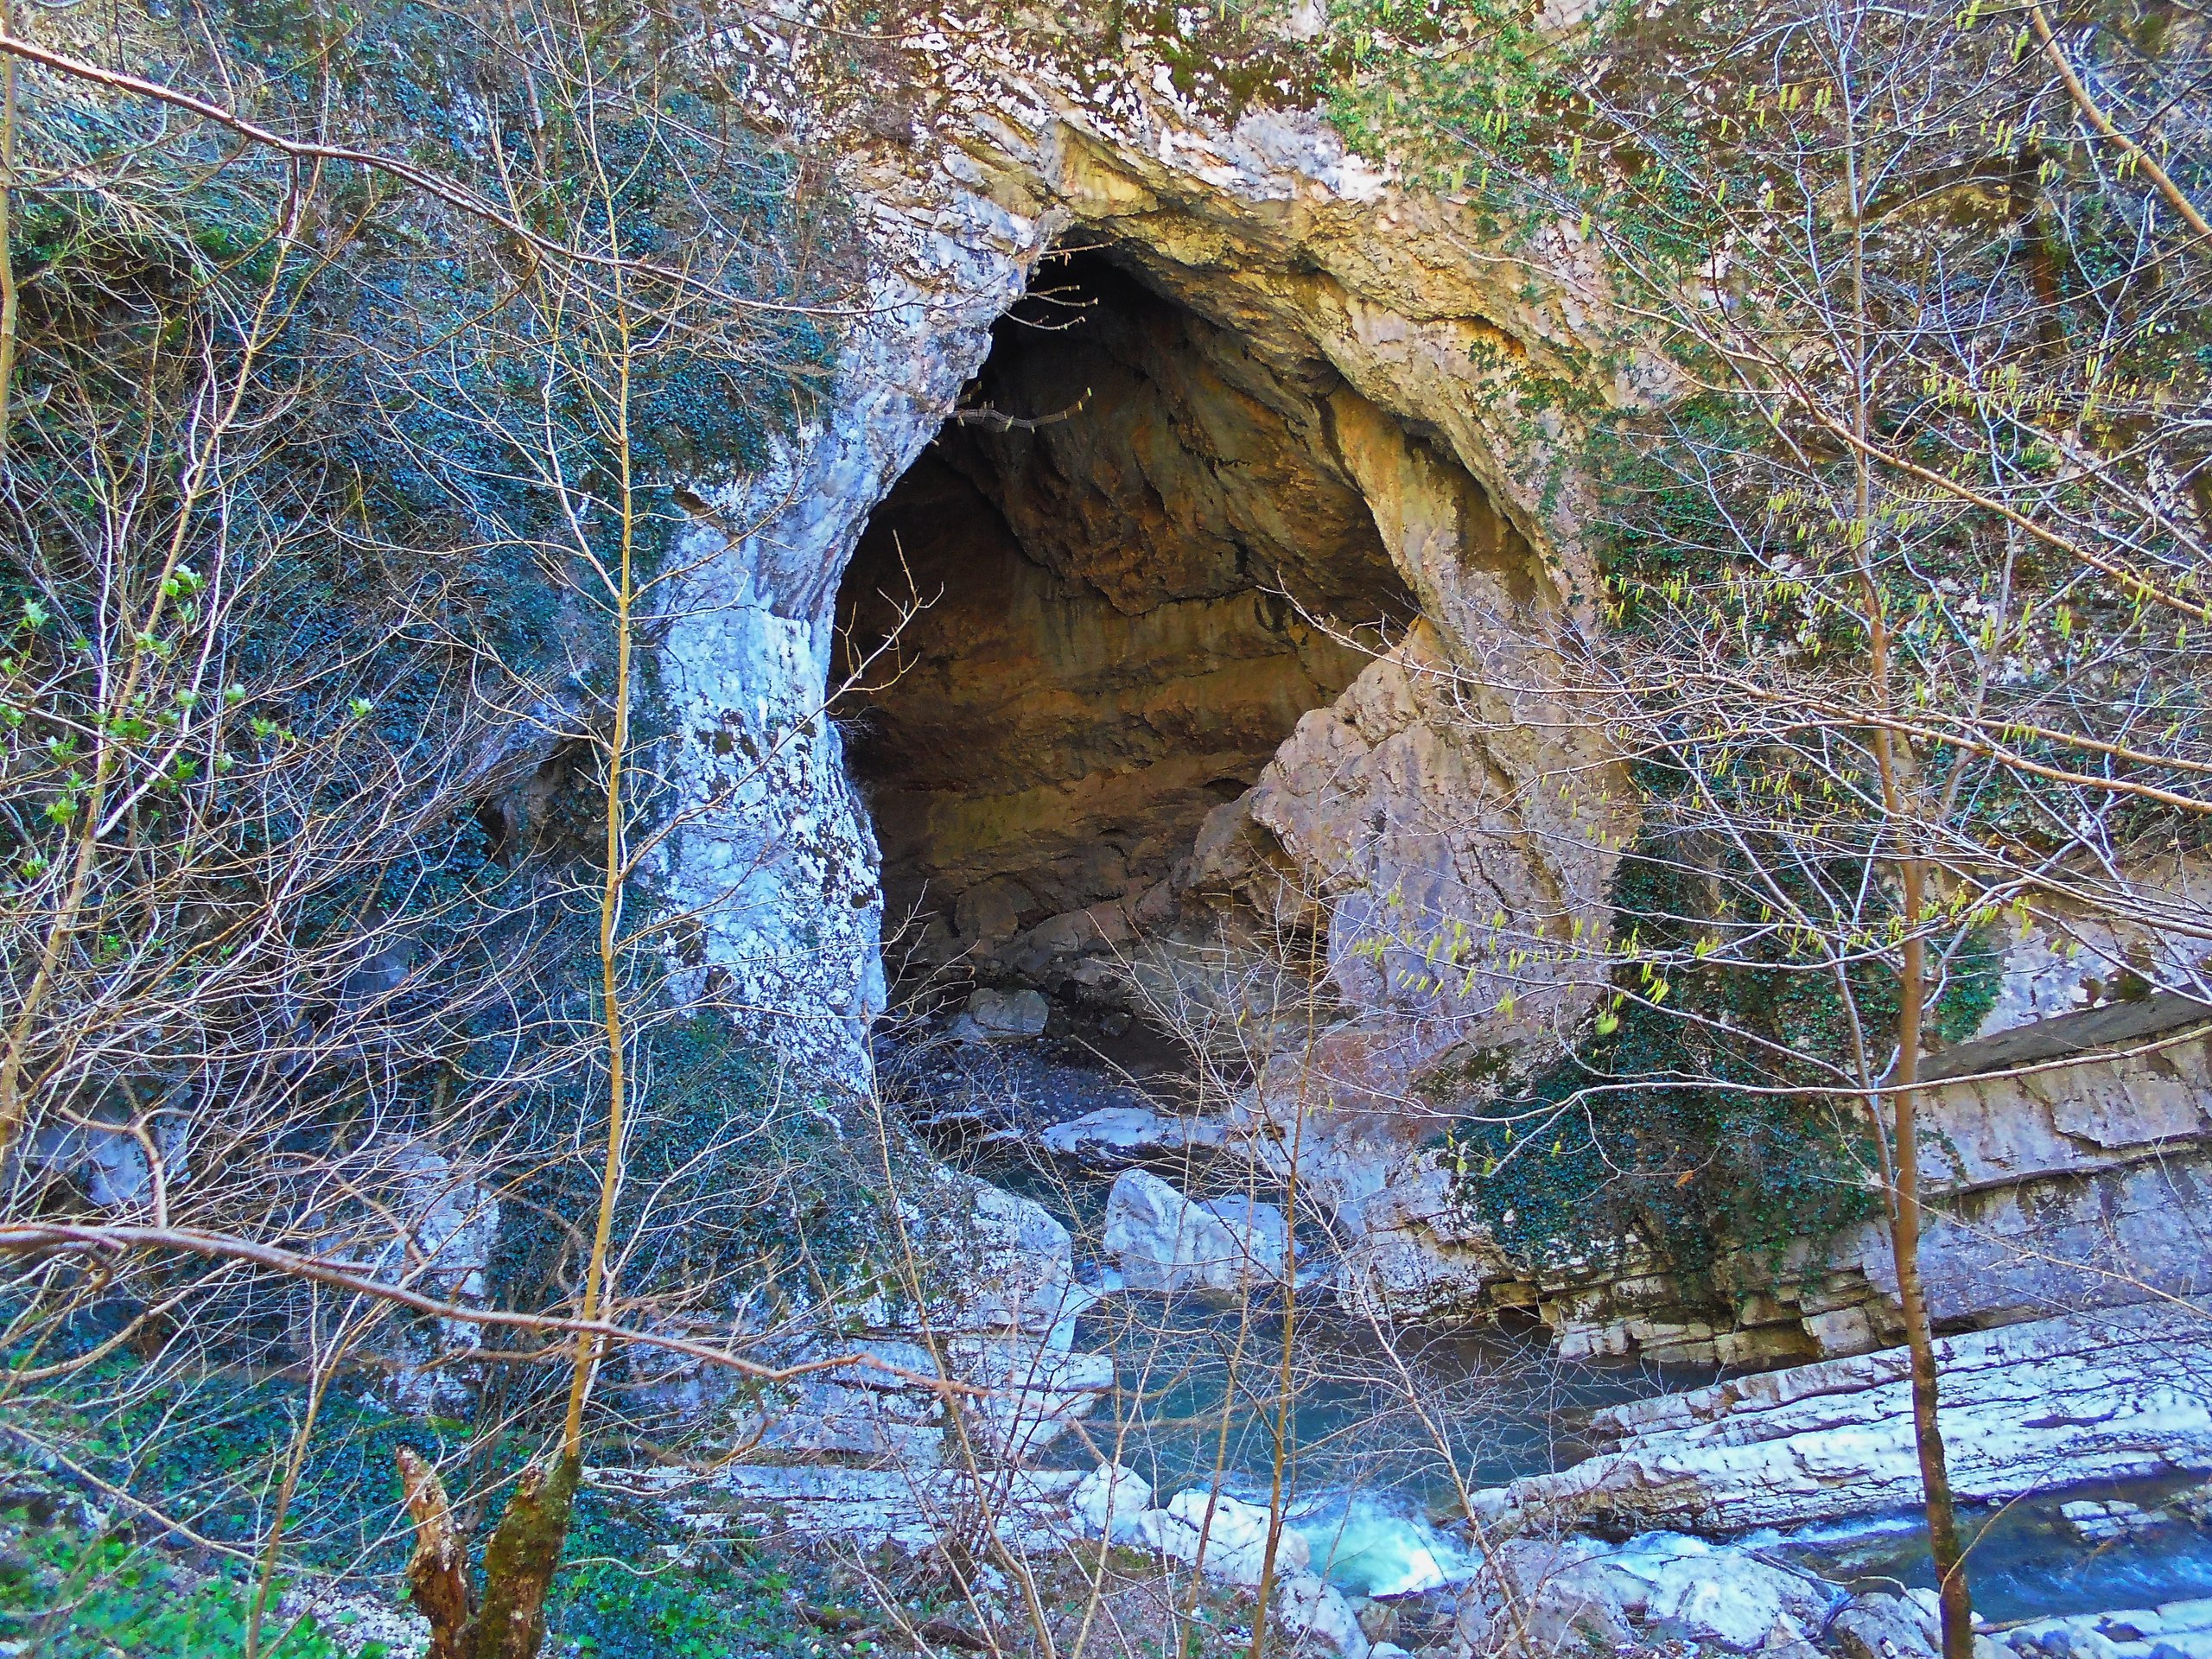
<box><xmin>661</xmin><ymin>16</ymin><xmax>1632</xmax><ymax>1100</ymax></box>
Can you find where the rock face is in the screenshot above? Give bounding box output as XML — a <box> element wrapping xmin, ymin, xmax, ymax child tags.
<box><xmin>696</xmin><ymin>1173</ymin><xmax>1114</xmax><ymax>1469</ymax></box>
<box><xmin>663</xmin><ymin>9</ymin><xmax>2209</xmax><ymax>1367</ymax></box>
<box><xmin>658</xmin><ymin>8</ymin><xmax>1627</xmax><ymax>1094</ymax></box>
<box><xmin>1325</xmin><ymin>998</ymin><xmax>2212</xmax><ymax>1366</ymax></box>
<box><xmin>1476</xmin><ymin>1302</ymin><xmax>2212</xmax><ymax>1533</ymax></box>
<box><xmin>836</xmin><ymin>255</ymin><xmax>1411</xmax><ymax>1002</ymax></box>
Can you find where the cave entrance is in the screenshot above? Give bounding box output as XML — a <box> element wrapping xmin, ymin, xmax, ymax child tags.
<box><xmin>835</xmin><ymin>249</ymin><xmax>1413</xmax><ymax>1026</ymax></box>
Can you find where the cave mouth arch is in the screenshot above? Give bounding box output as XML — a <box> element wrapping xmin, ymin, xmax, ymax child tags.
<box><xmin>834</xmin><ymin>247</ymin><xmax>1414</xmax><ymax>1023</ymax></box>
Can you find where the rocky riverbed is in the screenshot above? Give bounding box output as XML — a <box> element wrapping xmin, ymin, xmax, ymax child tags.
<box><xmin>705</xmin><ymin>1014</ymin><xmax>2212</xmax><ymax>1658</ymax></box>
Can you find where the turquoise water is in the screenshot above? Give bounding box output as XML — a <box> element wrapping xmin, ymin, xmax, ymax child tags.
<box><xmin>1064</xmin><ymin>1294</ymin><xmax>2212</xmax><ymax>1612</ymax></box>
<box><xmin>1773</xmin><ymin>1479</ymin><xmax>2212</xmax><ymax>1624</ymax></box>
<box><xmin>1055</xmin><ymin>1295</ymin><xmax>1699</xmax><ymax>1501</ymax></box>
<box><xmin>1046</xmin><ymin>1292</ymin><xmax>1702</xmax><ymax>1597</ymax></box>
<box><xmin>1287</xmin><ymin>1490</ymin><xmax>1480</xmax><ymax>1597</ymax></box>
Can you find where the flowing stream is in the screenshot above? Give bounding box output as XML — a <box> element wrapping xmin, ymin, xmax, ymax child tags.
<box><xmin>1052</xmin><ymin>1288</ymin><xmax>2212</xmax><ymax>1614</ymax></box>
<box><xmin>1770</xmin><ymin>1480</ymin><xmax>2212</xmax><ymax>1625</ymax></box>
<box><xmin>1049</xmin><ymin>1216</ymin><xmax>2212</xmax><ymax>1616</ymax></box>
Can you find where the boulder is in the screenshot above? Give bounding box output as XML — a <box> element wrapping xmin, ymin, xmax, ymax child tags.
<box><xmin>953</xmin><ymin>1176</ymin><xmax>1089</xmax><ymax>1337</ymax></box>
<box><xmin>1830</xmin><ymin>1592</ymin><xmax>1941</xmax><ymax>1659</ymax></box>
<box><xmin>950</xmin><ymin>988</ymin><xmax>1049</xmax><ymax>1043</ymax></box>
<box><xmin>1103</xmin><ymin>1168</ymin><xmax>1290</xmax><ymax>1293</ymax></box>
<box><xmin>958</xmin><ymin>1341</ymin><xmax>1114</xmax><ymax>1461</ymax></box>
<box><xmin>1446</xmin><ymin>1534</ymin><xmax>1842</xmax><ymax>1657</ymax></box>
<box><xmin>725</xmin><ymin>1332</ymin><xmax>1110</xmax><ymax>1468</ymax></box>
<box><xmin>1133</xmin><ymin>1491</ymin><xmax>1311</xmax><ymax>1586</ymax></box>
<box><xmin>729</xmin><ymin>1374</ymin><xmax>946</xmax><ymax>1464</ymax></box>
<box><xmin>1277</xmin><ymin>1569</ymin><xmax>1371</xmax><ymax>1657</ymax></box>
<box><xmin>1068</xmin><ymin>1462</ymin><xmax>1152</xmax><ymax>1541</ymax></box>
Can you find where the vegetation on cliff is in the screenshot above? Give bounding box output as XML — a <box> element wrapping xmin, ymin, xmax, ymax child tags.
<box><xmin>1</xmin><ymin>0</ymin><xmax>2207</xmax><ymax>1655</ymax></box>
<box><xmin>0</xmin><ymin>0</ymin><xmax>896</xmax><ymax>1649</ymax></box>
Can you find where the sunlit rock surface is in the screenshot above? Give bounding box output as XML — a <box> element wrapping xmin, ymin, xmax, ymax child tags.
<box><xmin>1103</xmin><ymin>1166</ymin><xmax>1290</xmax><ymax>1293</ymax></box>
<box><xmin>1477</xmin><ymin>1303</ymin><xmax>2212</xmax><ymax>1533</ymax></box>
<box><xmin>672</xmin><ymin>10</ymin><xmax>2210</xmax><ymax>1369</ymax></box>
<box><xmin>663</xmin><ymin>10</ymin><xmax>1630</xmax><ymax>1095</ymax></box>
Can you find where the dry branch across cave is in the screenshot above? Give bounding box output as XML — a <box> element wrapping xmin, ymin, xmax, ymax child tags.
<box><xmin>832</xmin><ymin>249</ymin><xmax>1415</xmax><ymax>1014</ymax></box>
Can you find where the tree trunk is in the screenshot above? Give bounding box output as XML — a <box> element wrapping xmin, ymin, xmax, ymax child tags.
<box><xmin>1888</xmin><ymin>864</ymin><xmax>1976</xmax><ymax>1659</ymax></box>
<box><xmin>397</xmin><ymin>1449</ymin><xmax>472</xmax><ymax>1659</ymax></box>
<box><xmin>397</xmin><ymin>1446</ymin><xmax>580</xmax><ymax>1659</ymax></box>
<box><xmin>464</xmin><ymin>1451</ymin><xmax>581</xmax><ymax>1659</ymax></box>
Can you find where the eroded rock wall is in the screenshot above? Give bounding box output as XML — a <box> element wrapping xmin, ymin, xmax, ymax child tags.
<box><xmin>1331</xmin><ymin>1007</ymin><xmax>2212</xmax><ymax>1368</ymax></box>
<box><xmin>653</xmin><ymin>6</ymin><xmax>2212</xmax><ymax>1365</ymax></box>
<box><xmin>834</xmin><ymin>254</ymin><xmax>1410</xmax><ymax>996</ymax></box>
<box><xmin>664</xmin><ymin>9</ymin><xmax>1632</xmax><ymax>1094</ymax></box>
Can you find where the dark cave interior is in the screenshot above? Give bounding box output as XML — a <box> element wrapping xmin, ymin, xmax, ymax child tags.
<box><xmin>834</xmin><ymin>250</ymin><xmax>1414</xmax><ymax>1007</ymax></box>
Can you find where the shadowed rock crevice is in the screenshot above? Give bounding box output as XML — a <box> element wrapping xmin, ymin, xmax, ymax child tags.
<box><xmin>835</xmin><ymin>249</ymin><xmax>1418</xmax><ymax>1006</ymax></box>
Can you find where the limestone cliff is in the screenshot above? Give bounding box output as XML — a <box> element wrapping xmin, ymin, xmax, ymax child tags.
<box><xmin>650</xmin><ymin>6</ymin><xmax>2210</xmax><ymax>1361</ymax></box>
<box><xmin>657</xmin><ymin>5</ymin><xmax>1630</xmax><ymax>1110</ymax></box>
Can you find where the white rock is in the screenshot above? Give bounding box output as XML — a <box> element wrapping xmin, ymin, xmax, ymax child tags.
<box><xmin>2003</xmin><ymin>1595</ymin><xmax>2212</xmax><ymax>1659</ymax></box>
<box><xmin>960</xmin><ymin>1341</ymin><xmax>1115</xmax><ymax>1460</ymax></box>
<box><xmin>1641</xmin><ymin>1552</ymin><xmax>1796</xmax><ymax>1648</ymax></box>
<box><xmin>1479</xmin><ymin>1303</ymin><xmax>2212</xmax><ymax>1531</ymax></box>
<box><xmin>1038</xmin><ymin>1106</ymin><xmax>1224</xmax><ymax>1166</ymax></box>
<box><xmin>1103</xmin><ymin>1168</ymin><xmax>1290</xmax><ymax>1293</ymax></box>
<box><xmin>2059</xmin><ymin>1498</ymin><xmax>2171</xmax><ymax>1543</ymax></box>
<box><xmin>1457</xmin><ymin>1533</ymin><xmax>1841</xmax><ymax>1655</ymax></box>
<box><xmin>1203</xmin><ymin>1193</ymin><xmax>1290</xmax><ymax>1263</ymax></box>
<box><xmin>599</xmin><ymin>1463</ymin><xmax>1084</xmax><ymax>1555</ymax></box>
<box><xmin>954</xmin><ymin>1176</ymin><xmax>1088</xmax><ymax>1335</ymax></box>
<box><xmin>1135</xmin><ymin>1491</ymin><xmax>1310</xmax><ymax>1586</ymax></box>
<box><xmin>1829</xmin><ymin>1593</ymin><xmax>1942</xmax><ymax>1659</ymax></box>
<box><xmin>1068</xmin><ymin>1462</ymin><xmax>1151</xmax><ymax>1541</ymax></box>
<box><xmin>728</xmin><ymin>1375</ymin><xmax>945</xmax><ymax>1464</ymax></box>
<box><xmin>1276</xmin><ymin>1569</ymin><xmax>1370</xmax><ymax>1657</ymax></box>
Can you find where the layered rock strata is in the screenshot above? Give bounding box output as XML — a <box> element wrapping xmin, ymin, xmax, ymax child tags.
<box><xmin>1027</xmin><ymin>998</ymin><xmax>2212</xmax><ymax>1367</ymax></box>
<box><xmin>1474</xmin><ymin>1302</ymin><xmax>2212</xmax><ymax>1534</ymax></box>
<box><xmin>1325</xmin><ymin>996</ymin><xmax>2212</xmax><ymax>1365</ymax></box>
